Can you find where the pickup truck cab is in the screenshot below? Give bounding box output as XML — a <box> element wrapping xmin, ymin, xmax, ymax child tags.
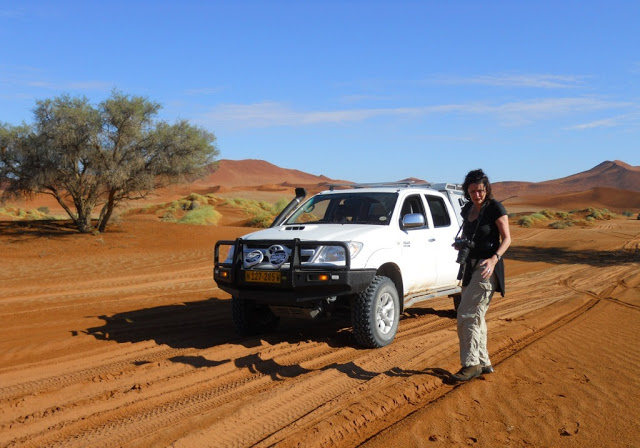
<box><xmin>214</xmin><ymin>182</ymin><xmax>466</xmax><ymax>348</ymax></box>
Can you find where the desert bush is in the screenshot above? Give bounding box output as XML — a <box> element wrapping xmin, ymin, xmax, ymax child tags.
<box><xmin>517</xmin><ymin>216</ymin><xmax>534</xmax><ymax>227</ymax></box>
<box><xmin>586</xmin><ymin>207</ymin><xmax>617</xmax><ymax>220</ymax></box>
<box><xmin>622</xmin><ymin>210</ymin><xmax>634</xmax><ymax>217</ymax></box>
<box><xmin>549</xmin><ymin>220</ymin><xmax>574</xmax><ymax>229</ymax></box>
<box><xmin>540</xmin><ymin>209</ymin><xmax>557</xmax><ymax>219</ymax></box>
<box><xmin>517</xmin><ymin>211</ymin><xmax>549</xmax><ymax>227</ymax></box>
<box><xmin>222</xmin><ymin>196</ymin><xmax>289</xmax><ymax>227</ymax></box>
<box><xmin>178</xmin><ymin>205</ymin><xmax>221</xmax><ymax>225</ymax></box>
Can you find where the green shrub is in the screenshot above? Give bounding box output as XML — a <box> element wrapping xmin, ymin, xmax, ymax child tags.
<box><xmin>540</xmin><ymin>209</ymin><xmax>556</xmax><ymax>219</ymax></box>
<box><xmin>178</xmin><ymin>205</ymin><xmax>221</xmax><ymax>225</ymax></box>
<box><xmin>549</xmin><ymin>220</ymin><xmax>574</xmax><ymax>229</ymax></box>
<box><xmin>518</xmin><ymin>216</ymin><xmax>534</xmax><ymax>227</ymax></box>
<box><xmin>622</xmin><ymin>210</ymin><xmax>634</xmax><ymax>217</ymax></box>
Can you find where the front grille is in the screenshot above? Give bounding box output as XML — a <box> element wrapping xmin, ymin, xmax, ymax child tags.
<box><xmin>243</xmin><ymin>243</ymin><xmax>316</xmax><ymax>263</ymax></box>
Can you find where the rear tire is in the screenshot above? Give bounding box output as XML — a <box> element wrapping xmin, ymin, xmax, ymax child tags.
<box><xmin>232</xmin><ymin>296</ymin><xmax>279</xmax><ymax>337</ymax></box>
<box><xmin>351</xmin><ymin>276</ymin><xmax>400</xmax><ymax>348</ymax></box>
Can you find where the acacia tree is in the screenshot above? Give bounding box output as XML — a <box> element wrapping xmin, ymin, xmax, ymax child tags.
<box><xmin>0</xmin><ymin>91</ymin><xmax>218</xmax><ymax>233</ymax></box>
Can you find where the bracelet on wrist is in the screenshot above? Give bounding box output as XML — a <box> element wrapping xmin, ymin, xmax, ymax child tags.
<box><xmin>495</xmin><ymin>253</ymin><xmax>501</xmax><ymax>261</ymax></box>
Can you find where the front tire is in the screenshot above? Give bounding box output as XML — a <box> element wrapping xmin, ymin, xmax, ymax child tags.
<box><xmin>232</xmin><ymin>297</ymin><xmax>279</xmax><ymax>337</ymax></box>
<box><xmin>351</xmin><ymin>276</ymin><xmax>400</xmax><ymax>348</ymax></box>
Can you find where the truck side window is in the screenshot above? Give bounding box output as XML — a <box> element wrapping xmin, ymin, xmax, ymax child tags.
<box><xmin>425</xmin><ymin>195</ymin><xmax>451</xmax><ymax>227</ymax></box>
<box><xmin>400</xmin><ymin>194</ymin><xmax>427</xmax><ymax>226</ymax></box>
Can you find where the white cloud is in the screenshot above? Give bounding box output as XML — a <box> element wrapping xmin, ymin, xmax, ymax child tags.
<box><xmin>566</xmin><ymin>111</ymin><xmax>640</xmax><ymax>130</ymax></box>
<box><xmin>429</xmin><ymin>73</ymin><xmax>587</xmax><ymax>89</ymax></box>
<box><xmin>200</xmin><ymin>97</ymin><xmax>630</xmax><ymax>130</ymax></box>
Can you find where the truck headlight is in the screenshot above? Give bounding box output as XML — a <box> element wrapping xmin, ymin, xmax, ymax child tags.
<box><xmin>314</xmin><ymin>242</ymin><xmax>363</xmax><ymax>263</ymax></box>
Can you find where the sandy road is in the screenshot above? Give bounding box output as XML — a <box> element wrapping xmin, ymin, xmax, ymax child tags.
<box><xmin>0</xmin><ymin>218</ymin><xmax>638</xmax><ymax>447</ymax></box>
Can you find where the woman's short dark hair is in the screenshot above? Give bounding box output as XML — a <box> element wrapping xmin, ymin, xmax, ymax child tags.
<box><xmin>462</xmin><ymin>169</ymin><xmax>493</xmax><ymax>201</ymax></box>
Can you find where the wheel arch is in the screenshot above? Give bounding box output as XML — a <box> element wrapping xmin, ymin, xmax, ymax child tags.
<box><xmin>376</xmin><ymin>262</ymin><xmax>404</xmax><ymax>312</ymax></box>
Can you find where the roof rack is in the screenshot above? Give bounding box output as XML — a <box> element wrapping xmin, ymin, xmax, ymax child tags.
<box><xmin>328</xmin><ymin>181</ymin><xmax>431</xmax><ymax>191</ymax></box>
<box><xmin>430</xmin><ymin>182</ymin><xmax>464</xmax><ymax>191</ymax></box>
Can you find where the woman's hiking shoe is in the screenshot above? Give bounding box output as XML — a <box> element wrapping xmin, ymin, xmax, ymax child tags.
<box><xmin>451</xmin><ymin>365</ymin><xmax>482</xmax><ymax>382</ymax></box>
<box><xmin>481</xmin><ymin>365</ymin><xmax>494</xmax><ymax>374</ymax></box>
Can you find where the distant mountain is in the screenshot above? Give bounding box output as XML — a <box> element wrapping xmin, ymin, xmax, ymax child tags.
<box><xmin>181</xmin><ymin>159</ymin><xmax>639</xmax><ymax>211</ymax></box>
<box><xmin>493</xmin><ymin>160</ymin><xmax>640</xmax><ymax>200</ymax></box>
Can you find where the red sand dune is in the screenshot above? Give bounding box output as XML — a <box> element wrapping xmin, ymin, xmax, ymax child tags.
<box><xmin>493</xmin><ymin>160</ymin><xmax>640</xmax><ymax>199</ymax></box>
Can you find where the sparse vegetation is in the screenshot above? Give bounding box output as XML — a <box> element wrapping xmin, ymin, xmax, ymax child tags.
<box><xmin>132</xmin><ymin>192</ymin><xmax>288</xmax><ymax>228</ymax></box>
<box><xmin>223</xmin><ymin>197</ymin><xmax>288</xmax><ymax>228</ymax></box>
<box><xmin>178</xmin><ymin>205</ymin><xmax>221</xmax><ymax>225</ymax></box>
<box><xmin>0</xmin><ymin>206</ymin><xmax>60</xmax><ymax>220</ymax></box>
<box><xmin>517</xmin><ymin>207</ymin><xmax>621</xmax><ymax>229</ymax></box>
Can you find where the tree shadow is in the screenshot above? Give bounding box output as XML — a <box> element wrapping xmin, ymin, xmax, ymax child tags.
<box><xmin>0</xmin><ymin>219</ymin><xmax>80</xmax><ymax>239</ymax></box>
<box><xmin>0</xmin><ymin>219</ymin><xmax>128</xmax><ymax>241</ymax></box>
<box><xmin>507</xmin><ymin>246</ymin><xmax>639</xmax><ymax>267</ymax></box>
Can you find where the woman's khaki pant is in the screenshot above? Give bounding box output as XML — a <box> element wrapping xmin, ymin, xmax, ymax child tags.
<box><xmin>457</xmin><ymin>260</ymin><xmax>496</xmax><ymax>368</ymax></box>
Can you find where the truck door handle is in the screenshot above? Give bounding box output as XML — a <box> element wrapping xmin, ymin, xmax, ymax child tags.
<box><xmin>428</xmin><ymin>238</ymin><xmax>436</xmax><ymax>242</ymax></box>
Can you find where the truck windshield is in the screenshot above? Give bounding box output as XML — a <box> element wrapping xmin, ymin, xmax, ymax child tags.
<box><xmin>285</xmin><ymin>192</ymin><xmax>398</xmax><ymax>225</ymax></box>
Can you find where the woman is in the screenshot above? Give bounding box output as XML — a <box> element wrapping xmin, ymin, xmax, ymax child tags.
<box><xmin>452</xmin><ymin>169</ymin><xmax>511</xmax><ymax>382</ymax></box>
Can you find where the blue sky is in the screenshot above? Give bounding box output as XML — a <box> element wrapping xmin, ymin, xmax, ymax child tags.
<box><xmin>1</xmin><ymin>1</ymin><xmax>639</xmax><ymax>184</ymax></box>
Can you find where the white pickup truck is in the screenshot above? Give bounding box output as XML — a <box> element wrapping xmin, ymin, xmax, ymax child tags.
<box><xmin>214</xmin><ymin>182</ymin><xmax>466</xmax><ymax>348</ymax></box>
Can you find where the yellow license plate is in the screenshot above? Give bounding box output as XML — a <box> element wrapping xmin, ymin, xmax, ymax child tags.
<box><xmin>245</xmin><ymin>270</ymin><xmax>281</xmax><ymax>284</ymax></box>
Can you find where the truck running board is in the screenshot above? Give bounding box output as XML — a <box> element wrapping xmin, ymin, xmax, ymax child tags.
<box><xmin>403</xmin><ymin>286</ymin><xmax>462</xmax><ymax>309</ymax></box>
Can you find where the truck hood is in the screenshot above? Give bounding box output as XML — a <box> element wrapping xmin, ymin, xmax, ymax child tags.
<box><xmin>241</xmin><ymin>223</ymin><xmax>390</xmax><ymax>244</ymax></box>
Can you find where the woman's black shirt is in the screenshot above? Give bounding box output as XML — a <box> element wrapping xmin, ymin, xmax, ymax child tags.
<box><xmin>459</xmin><ymin>198</ymin><xmax>508</xmax><ymax>296</ymax></box>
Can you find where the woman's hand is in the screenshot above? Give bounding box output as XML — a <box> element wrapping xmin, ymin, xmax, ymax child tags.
<box><xmin>479</xmin><ymin>257</ymin><xmax>496</xmax><ymax>279</ymax></box>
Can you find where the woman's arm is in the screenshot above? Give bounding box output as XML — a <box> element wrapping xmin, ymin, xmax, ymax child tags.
<box><xmin>480</xmin><ymin>214</ymin><xmax>511</xmax><ymax>279</ymax></box>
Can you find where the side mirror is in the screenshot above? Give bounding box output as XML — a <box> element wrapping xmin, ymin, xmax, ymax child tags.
<box><xmin>402</xmin><ymin>213</ymin><xmax>425</xmax><ymax>229</ymax></box>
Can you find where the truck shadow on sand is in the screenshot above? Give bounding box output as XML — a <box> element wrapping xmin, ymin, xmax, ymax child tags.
<box><xmin>82</xmin><ymin>297</ymin><xmax>454</xmax><ymax>382</ymax></box>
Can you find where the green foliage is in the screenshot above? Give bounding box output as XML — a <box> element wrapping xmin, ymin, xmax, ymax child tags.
<box><xmin>223</xmin><ymin>196</ymin><xmax>289</xmax><ymax>228</ymax></box>
<box><xmin>517</xmin><ymin>216</ymin><xmax>534</xmax><ymax>228</ymax></box>
<box><xmin>0</xmin><ymin>90</ymin><xmax>219</xmax><ymax>233</ymax></box>
<box><xmin>586</xmin><ymin>207</ymin><xmax>616</xmax><ymax>220</ymax></box>
<box><xmin>0</xmin><ymin>206</ymin><xmax>57</xmax><ymax>220</ymax></box>
<box><xmin>540</xmin><ymin>209</ymin><xmax>556</xmax><ymax>219</ymax></box>
<box><xmin>622</xmin><ymin>210</ymin><xmax>634</xmax><ymax>217</ymax></box>
<box><xmin>519</xmin><ymin>206</ymin><xmax>619</xmax><ymax>229</ymax></box>
<box><xmin>178</xmin><ymin>205</ymin><xmax>221</xmax><ymax>225</ymax></box>
<box><xmin>549</xmin><ymin>220</ymin><xmax>574</xmax><ymax>229</ymax></box>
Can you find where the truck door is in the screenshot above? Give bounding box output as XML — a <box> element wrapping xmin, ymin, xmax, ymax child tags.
<box><xmin>424</xmin><ymin>194</ymin><xmax>460</xmax><ymax>286</ymax></box>
<box><xmin>399</xmin><ymin>194</ymin><xmax>437</xmax><ymax>293</ymax></box>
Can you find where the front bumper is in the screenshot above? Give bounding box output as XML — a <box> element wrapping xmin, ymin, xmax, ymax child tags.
<box><xmin>213</xmin><ymin>238</ymin><xmax>376</xmax><ymax>304</ymax></box>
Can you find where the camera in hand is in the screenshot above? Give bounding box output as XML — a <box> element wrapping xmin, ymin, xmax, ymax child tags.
<box><xmin>454</xmin><ymin>237</ymin><xmax>475</xmax><ymax>264</ymax></box>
